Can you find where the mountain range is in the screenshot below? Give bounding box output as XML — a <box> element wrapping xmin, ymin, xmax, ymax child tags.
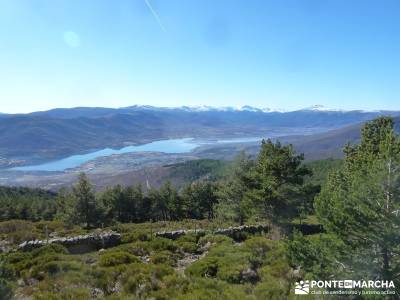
<box><xmin>0</xmin><ymin>105</ymin><xmax>399</xmax><ymax>167</ymax></box>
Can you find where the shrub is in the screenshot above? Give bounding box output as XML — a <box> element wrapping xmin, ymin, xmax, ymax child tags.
<box><xmin>4</xmin><ymin>252</ymin><xmax>30</xmax><ymax>265</ymax></box>
<box><xmin>254</xmin><ymin>280</ymin><xmax>288</xmax><ymax>300</ymax></box>
<box><xmin>187</xmin><ymin>242</ymin><xmax>252</xmax><ymax>284</ymax></box>
<box><xmin>150</xmin><ymin>250</ymin><xmax>179</xmax><ymax>266</ymax></box>
<box><xmin>99</xmin><ymin>251</ymin><xmax>140</xmax><ymax>267</ymax></box>
<box><xmin>148</xmin><ymin>238</ymin><xmax>178</xmax><ymax>252</ymax></box>
<box><xmin>177</xmin><ymin>241</ymin><xmax>198</xmax><ymax>253</ymax></box>
<box><xmin>123</xmin><ymin>241</ymin><xmax>151</xmax><ymax>256</ymax></box>
<box><xmin>0</xmin><ymin>279</ymin><xmax>14</xmax><ymax>300</ymax></box>
<box><xmin>229</xmin><ymin>231</ymin><xmax>249</xmax><ymax>242</ymax></box>
<box><xmin>121</xmin><ymin>231</ymin><xmax>149</xmax><ymax>244</ymax></box>
<box><xmin>121</xmin><ymin>263</ymin><xmax>174</xmax><ymax>297</ymax></box>
<box><xmin>186</xmin><ymin>257</ymin><xmax>219</xmax><ymax>278</ymax></box>
<box><xmin>31</xmin><ymin>244</ymin><xmax>68</xmax><ymax>258</ymax></box>
<box><xmin>244</xmin><ymin>237</ymin><xmax>275</xmax><ymax>268</ymax></box>
<box><xmin>147</xmin><ymin>274</ymin><xmax>190</xmax><ymax>300</ymax></box>
<box><xmin>32</xmin><ymin>287</ymin><xmax>90</xmax><ymax>300</ymax></box>
<box><xmin>175</xmin><ymin>278</ymin><xmax>251</xmax><ymax>300</ymax></box>
<box><xmin>4</xmin><ymin>252</ymin><xmax>32</xmax><ymax>275</ymax></box>
<box><xmin>244</xmin><ymin>237</ymin><xmax>274</xmax><ymax>258</ymax></box>
<box><xmin>198</xmin><ymin>234</ymin><xmax>233</xmax><ymax>248</ymax></box>
<box><xmin>30</xmin><ymin>260</ymin><xmax>82</xmax><ymax>280</ymax></box>
<box><xmin>0</xmin><ymin>220</ymin><xmax>37</xmax><ymax>244</ymax></box>
<box><xmin>0</xmin><ymin>257</ymin><xmax>15</xmax><ymax>300</ymax></box>
<box><xmin>176</xmin><ymin>233</ymin><xmax>200</xmax><ymax>244</ymax></box>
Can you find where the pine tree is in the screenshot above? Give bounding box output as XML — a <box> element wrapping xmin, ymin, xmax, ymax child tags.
<box><xmin>249</xmin><ymin>139</ymin><xmax>311</xmax><ymax>222</ymax></box>
<box><xmin>122</xmin><ymin>184</ymin><xmax>143</xmax><ymax>222</ymax></box>
<box><xmin>216</xmin><ymin>151</ymin><xmax>254</xmax><ymax>224</ymax></box>
<box><xmin>316</xmin><ymin>117</ymin><xmax>400</xmax><ymax>282</ymax></box>
<box><xmin>71</xmin><ymin>173</ymin><xmax>101</xmax><ymax>228</ymax></box>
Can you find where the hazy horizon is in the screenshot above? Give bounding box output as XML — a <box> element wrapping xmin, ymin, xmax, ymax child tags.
<box><xmin>2</xmin><ymin>103</ymin><xmax>400</xmax><ymax>115</ymax></box>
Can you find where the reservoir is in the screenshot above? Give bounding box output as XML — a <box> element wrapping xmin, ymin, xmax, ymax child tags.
<box><xmin>12</xmin><ymin>137</ymin><xmax>264</xmax><ymax>172</ymax></box>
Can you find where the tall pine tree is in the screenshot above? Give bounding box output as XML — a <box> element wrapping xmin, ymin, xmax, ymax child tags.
<box><xmin>316</xmin><ymin>117</ymin><xmax>400</xmax><ymax>282</ymax></box>
<box><xmin>71</xmin><ymin>173</ymin><xmax>101</xmax><ymax>228</ymax></box>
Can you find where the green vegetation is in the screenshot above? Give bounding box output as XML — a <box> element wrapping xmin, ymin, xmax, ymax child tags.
<box><xmin>2</xmin><ymin>117</ymin><xmax>400</xmax><ymax>298</ymax></box>
<box><xmin>0</xmin><ymin>187</ymin><xmax>56</xmax><ymax>222</ymax></box>
<box><xmin>167</xmin><ymin>159</ymin><xmax>229</xmax><ymax>181</ymax></box>
<box><xmin>0</xmin><ymin>147</ymin><xmax>325</xmax><ymax>229</ymax></box>
<box><xmin>288</xmin><ymin>117</ymin><xmax>400</xmax><ymax>294</ymax></box>
<box><xmin>2</xmin><ymin>228</ymin><xmax>296</xmax><ymax>299</ymax></box>
<box><xmin>304</xmin><ymin>158</ymin><xmax>343</xmax><ymax>186</ymax></box>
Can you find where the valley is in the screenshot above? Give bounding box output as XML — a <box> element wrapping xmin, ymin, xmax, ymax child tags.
<box><xmin>1</xmin><ymin>106</ymin><xmax>399</xmax><ymax>190</ymax></box>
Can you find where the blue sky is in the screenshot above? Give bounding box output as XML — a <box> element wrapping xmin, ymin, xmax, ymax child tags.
<box><xmin>1</xmin><ymin>0</ymin><xmax>400</xmax><ymax>113</ymax></box>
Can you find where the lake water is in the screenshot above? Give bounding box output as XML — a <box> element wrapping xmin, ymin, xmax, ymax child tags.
<box><xmin>12</xmin><ymin>137</ymin><xmax>264</xmax><ymax>172</ymax></box>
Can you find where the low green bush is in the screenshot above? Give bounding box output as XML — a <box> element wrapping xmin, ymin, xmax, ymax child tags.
<box><xmin>121</xmin><ymin>263</ymin><xmax>174</xmax><ymax>297</ymax></box>
<box><xmin>176</xmin><ymin>233</ymin><xmax>200</xmax><ymax>244</ymax></box>
<box><xmin>253</xmin><ymin>280</ymin><xmax>289</xmax><ymax>300</ymax></box>
<box><xmin>32</xmin><ymin>286</ymin><xmax>91</xmax><ymax>300</ymax></box>
<box><xmin>122</xmin><ymin>241</ymin><xmax>151</xmax><ymax>256</ymax></box>
<box><xmin>121</xmin><ymin>231</ymin><xmax>150</xmax><ymax>244</ymax></box>
<box><xmin>32</xmin><ymin>244</ymin><xmax>68</xmax><ymax>258</ymax></box>
<box><xmin>150</xmin><ymin>250</ymin><xmax>179</xmax><ymax>266</ymax></box>
<box><xmin>148</xmin><ymin>237</ymin><xmax>178</xmax><ymax>252</ymax></box>
<box><xmin>175</xmin><ymin>278</ymin><xmax>252</xmax><ymax>300</ymax></box>
<box><xmin>30</xmin><ymin>260</ymin><xmax>82</xmax><ymax>280</ymax></box>
<box><xmin>198</xmin><ymin>234</ymin><xmax>233</xmax><ymax>248</ymax></box>
<box><xmin>99</xmin><ymin>251</ymin><xmax>140</xmax><ymax>267</ymax></box>
<box><xmin>0</xmin><ymin>220</ymin><xmax>37</xmax><ymax>244</ymax></box>
<box><xmin>0</xmin><ymin>278</ymin><xmax>14</xmax><ymax>300</ymax></box>
<box><xmin>186</xmin><ymin>256</ymin><xmax>219</xmax><ymax>278</ymax></box>
<box><xmin>177</xmin><ymin>241</ymin><xmax>198</xmax><ymax>253</ymax></box>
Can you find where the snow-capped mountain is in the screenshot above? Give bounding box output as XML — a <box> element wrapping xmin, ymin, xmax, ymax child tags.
<box><xmin>299</xmin><ymin>105</ymin><xmax>346</xmax><ymax>112</ymax></box>
<box><xmin>126</xmin><ymin>105</ymin><xmax>287</xmax><ymax>113</ymax></box>
<box><xmin>125</xmin><ymin>104</ymin><xmax>359</xmax><ymax>113</ymax></box>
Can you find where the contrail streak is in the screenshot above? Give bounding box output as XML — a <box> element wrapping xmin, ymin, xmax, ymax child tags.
<box><xmin>144</xmin><ymin>0</ymin><xmax>166</xmax><ymax>33</ymax></box>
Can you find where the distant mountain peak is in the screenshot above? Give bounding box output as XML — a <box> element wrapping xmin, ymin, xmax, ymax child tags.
<box><xmin>58</xmin><ymin>104</ymin><xmax>395</xmax><ymax>115</ymax></box>
<box><xmin>300</xmin><ymin>105</ymin><xmax>345</xmax><ymax>112</ymax></box>
<box><xmin>124</xmin><ymin>104</ymin><xmax>352</xmax><ymax>113</ymax></box>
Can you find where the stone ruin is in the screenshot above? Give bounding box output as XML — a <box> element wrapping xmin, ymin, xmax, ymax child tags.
<box><xmin>155</xmin><ymin>224</ymin><xmax>270</xmax><ymax>240</ymax></box>
<box><xmin>155</xmin><ymin>223</ymin><xmax>324</xmax><ymax>240</ymax></box>
<box><xmin>15</xmin><ymin>223</ymin><xmax>323</xmax><ymax>254</ymax></box>
<box><xmin>18</xmin><ymin>231</ymin><xmax>121</xmax><ymax>254</ymax></box>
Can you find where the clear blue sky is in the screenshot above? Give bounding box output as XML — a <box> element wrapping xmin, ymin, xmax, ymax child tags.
<box><xmin>1</xmin><ymin>0</ymin><xmax>400</xmax><ymax>113</ymax></box>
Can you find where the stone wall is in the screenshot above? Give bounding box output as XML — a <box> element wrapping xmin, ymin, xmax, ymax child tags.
<box><xmin>155</xmin><ymin>224</ymin><xmax>270</xmax><ymax>240</ymax></box>
<box><xmin>16</xmin><ymin>224</ymin><xmax>323</xmax><ymax>253</ymax></box>
<box><xmin>18</xmin><ymin>231</ymin><xmax>121</xmax><ymax>254</ymax></box>
<box><xmin>155</xmin><ymin>223</ymin><xmax>324</xmax><ymax>240</ymax></box>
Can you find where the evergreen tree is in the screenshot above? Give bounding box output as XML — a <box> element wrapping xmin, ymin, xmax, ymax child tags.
<box><xmin>54</xmin><ymin>187</ymin><xmax>72</xmax><ymax>223</ymax></box>
<box><xmin>148</xmin><ymin>187</ymin><xmax>166</xmax><ymax>221</ymax></box>
<box><xmin>249</xmin><ymin>139</ymin><xmax>311</xmax><ymax>222</ymax></box>
<box><xmin>71</xmin><ymin>173</ymin><xmax>101</xmax><ymax>228</ymax></box>
<box><xmin>216</xmin><ymin>151</ymin><xmax>254</xmax><ymax>224</ymax></box>
<box><xmin>182</xmin><ymin>181</ymin><xmax>218</xmax><ymax>220</ymax></box>
<box><xmin>316</xmin><ymin>117</ymin><xmax>400</xmax><ymax>282</ymax></box>
<box><xmin>162</xmin><ymin>182</ymin><xmax>185</xmax><ymax>220</ymax></box>
<box><xmin>136</xmin><ymin>185</ymin><xmax>152</xmax><ymax>222</ymax></box>
<box><xmin>122</xmin><ymin>184</ymin><xmax>143</xmax><ymax>222</ymax></box>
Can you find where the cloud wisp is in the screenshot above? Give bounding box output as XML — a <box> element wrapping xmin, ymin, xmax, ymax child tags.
<box><xmin>144</xmin><ymin>0</ymin><xmax>166</xmax><ymax>33</ymax></box>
